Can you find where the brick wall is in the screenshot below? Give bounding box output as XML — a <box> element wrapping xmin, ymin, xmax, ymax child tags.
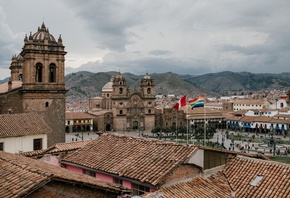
<box><xmin>163</xmin><ymin>164</ymin><xmax>201</xmax><ymax>186</ymax></box>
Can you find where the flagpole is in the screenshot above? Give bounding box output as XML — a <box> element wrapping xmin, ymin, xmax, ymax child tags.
<box><xmin>187</xmin><ymin>105</ymin><xmax>189</xmax><ymax>144</ymax></box>
<box><xmin>176</xmin><ymin>114</ymin><xmax>177</xmax><ymax>142</ymax></box>
<box><xmin>203</xmin><ymin>96</ymin><xmax>206</xmax><ymax>146</ymax></box>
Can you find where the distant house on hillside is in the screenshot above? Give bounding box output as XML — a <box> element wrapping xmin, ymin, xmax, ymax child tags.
<box><xmin>0</xmin><ymin>113</ymin><xmax>52</xmax><ymax>153</ymax></box>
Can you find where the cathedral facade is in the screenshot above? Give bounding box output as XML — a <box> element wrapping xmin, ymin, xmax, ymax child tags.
<box><xmin>89</xmin><ymin>73</ymin><xmax>156</xmax><ymax>131</ymax></box>
<box><xmin>0</xmin><ymin>23</ymin><xmax>66</xmax><ymax>146</ymax></box>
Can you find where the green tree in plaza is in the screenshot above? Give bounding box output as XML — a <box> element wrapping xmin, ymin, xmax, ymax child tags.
<box><xmin>163</xmin><ymin>127</ymin><xmax>172</xmax><ymax>137</ymax></box>
<box><xmin>151</xmin><ymin>126</ymin><xmax>162</xmax><ymax>137</ymax></box>
<box><xmin>194</xmin><ymin>124</ymin><xmax>215</xmax><ymax>140</ymax></box>
<box><xmin>170</xmin><ymin>125</ymin><xmax>177</xmax><ymax>135</ymax></box>
<box><xmin>177</xmin><ymin>126</ymin><xmax>187</xmax><ymax>137</ymax></box>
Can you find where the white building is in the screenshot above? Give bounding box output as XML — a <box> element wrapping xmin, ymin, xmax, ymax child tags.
<box><xmin>0</xmin><ymin>113</ymin><xmax>51</xmax><ymax>153</ymax></box>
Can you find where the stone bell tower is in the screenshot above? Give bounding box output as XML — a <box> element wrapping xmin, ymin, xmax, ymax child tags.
<box><xmin>140</xmin><ymin>73</ymin><xmax>155</xmax><ymax>130</ymax></box>
<box><xmin>20</xmin><ymin>23</ymin><xmax>67</xmax><ymax>146</ymax></box>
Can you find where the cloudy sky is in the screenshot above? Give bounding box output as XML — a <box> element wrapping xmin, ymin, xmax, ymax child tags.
<box><xmin>0</xmin><ymin>0</ymin><xmax>290</xmax><ymax>80</ymax></box>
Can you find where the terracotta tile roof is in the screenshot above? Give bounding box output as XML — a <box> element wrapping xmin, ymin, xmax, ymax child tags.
<box><xmin>20</xmin><ymin>140</ymin><xmax>93</xmax><ymax>157</ymax></box>
<box><xmin>279</xmin><ymin>107</ymin><xmax>289</xmax><ymax>112</ymax></box>
<box><xmin>223</xmin><ymin>156</ymin><xmax>290</xmax><ymax>198</ymax></box>
<box><xmin>0</xmin><ymin>151</ymin><xmax>126</xmax><ymax>197</ymax></box>
<box><xmin>274</xmin><ymin>113</ymin><xmax>290</xmax><ymax>118</ymax></box>
<box><xmin>62</xmin><ymin>134</ymin><xmax>199</xmax><ymax>186</ymax></box>
<box><xmin>225</xmin><ymin>115</ymin><xmax>290</xmax><ymax>125</ymax></box>
<box><xmin>224</xmin><ymin>115</ymin><xmax>242</xmax><ymax>121</ymax></box>
<box><xmin>19</xmin><ymin>149</ymin><xmax>45</xmax><ymax>157</ymax></box>
<box><xmin>47</xmin><ymin>139</ymin><xmax>93</xmax><ymax>152</ymax></box>
<box><xmin>88</xmin><ymin>109</ymin><xmax>112</xmax><ymax>116</ymax></box>
<box><xmin>205</xmin><ymin>102</ymin><xmax>223</xmax><ymax>107</ymax></box>
<box><xmin>142</xmin><ymin>173</ymin><xmax>232</xmax><ymax>198</ymax></box>
<box><xmin>270</xmin><ymin>118</ymin><xmax>290</xmax><ymax>124</ymax></box>
<box><xmin>65</xmin><ymin>111</ymin><xmax>95</xmax><ymax>120</ymax></box>
<box><xmin>231</xmin><ymin>110</ymin><xmax>247</xmax><ymax>115</ymax></box>
<box><xmin>0</xmin><ymin>113</ymin><xmax>52</xmax><ymax>138</ymax></box>
<box><xmin>232</xmin><ymin>99</ymin><xmax>265</xmax><ymax>105</ymax></box>
<box><xmin>239</xmin><ymin>116</ymin><xmax>272</xmax><ymax>123</ymax></box>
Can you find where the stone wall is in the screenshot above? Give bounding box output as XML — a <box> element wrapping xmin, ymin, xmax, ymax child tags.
<box><xmin>38</xmin><ymin>96</ymin><xmax>66</xmax><ymax>146</ymax></box>
<box><xmin>0</xmin><ymin>88</ymin><xmax>23</xmax><ymax>114</ymax></box>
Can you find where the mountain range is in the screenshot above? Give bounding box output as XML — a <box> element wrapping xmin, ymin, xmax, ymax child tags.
<box><xmin>65</xmin><ymin>71</ymin><xmax>290</xmax><ymax>98</ymax></box>
<box><xmin>1</xmin><ymin>71</ymin><xmax>290</xmax><ymax>97</ymax></box>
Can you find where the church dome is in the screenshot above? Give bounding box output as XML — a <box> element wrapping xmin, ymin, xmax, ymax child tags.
<box><xmin>30</xmin><ymin>23</ymin><xmax>57</xmax><ymax>43</ymax></box>
<box><xmin>102</xmin><ymin>82</ymin><xmax>113</xmax><ymax>92</ymax></box>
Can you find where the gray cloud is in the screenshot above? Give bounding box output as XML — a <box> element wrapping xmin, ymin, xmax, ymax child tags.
<box><xmin>148</xmin><ymin>50</ymin><xmax>172</xmax><ymax>56</ymax></box>
<box><xmin>1</xmin><ymin>0</ymin><xmax>290</xmax><ymax>80</ymax></box>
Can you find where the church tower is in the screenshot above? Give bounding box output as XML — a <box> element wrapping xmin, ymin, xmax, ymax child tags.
<box><xmin>111</xmin><ymin>73</ymin><xmax>128</xmax><ymax>131</ymax></box>
<box><xmin>140</xmin><ymin>73</ymin><xmax>155</xmax><ymax>130</ymax></box>
<box><xmin>10</xmin><ymin>54</ymin><xmax>23</xmax><ymax>81</ymax></box>
<box><xmin>20</xmin><ymin>23</ymin><xmax>67</xmax><ymax>146</ymax></box>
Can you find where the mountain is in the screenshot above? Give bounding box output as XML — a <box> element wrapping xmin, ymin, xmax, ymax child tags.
<box><xmin>0</xmin><ymin>77</ymin><xmax>9</xmax><ymax>84</ymax></box>
<box><xmin>64</xmin><ymin>71</ymin><xmax>290</xmax><ymax>98</ymax></box>
<box><xmin>65</xmin><ymin>71</ymin><xmax>208</xmax><ymax>98</ymax></box>
<box><xmin>186</xmin><ymin>71</ymin><xmax>290</xmax><ymax>95</ymax></box>
<box><xmin>3</xmin><ymin>71</ymin><xmax>290</xmax><ymax>97</ymax></box>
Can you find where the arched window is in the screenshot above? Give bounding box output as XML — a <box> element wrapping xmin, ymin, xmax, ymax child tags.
<box><xmin>148</xmin><ymin>109</ymin><xmax>151</xmax><ymax>114</ymax></box>
<box><xmin>147</xmin><ymin>88</ymin><xmax>151</xmax><ymax>94</ymax></box>
<box><xmin>18</xmin><ymin>74</ymin><xmax>22</xmax><ymax>81</ymax></box>
<box><xmin>120</xmin><ymin>110</ymin><xmax>123</xmax><ymax>115</ymax></box>
<box><xmin>45</xmin><ymin>102</ymin><xmax>49</xmax><ymax>107</ymax></box>
<box><xmin>35</xmin><ymin>63</ymin><xmax>43</xmax><ymax>82</ymax></box>
<box><xmin>119</xmin><ymin>88</ymin><xmax>123</xmax><ymax>94</ymax></box>
<box><xmin>49</xmin><ymin>64</ymin><xmax>56</xmax><ymax>82</ymax></box>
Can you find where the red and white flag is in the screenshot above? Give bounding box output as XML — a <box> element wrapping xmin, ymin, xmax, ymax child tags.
<box><xmin>173</xmin><ymin>95</ymin><xmax>186</xmax><ymax>111</ymax></box>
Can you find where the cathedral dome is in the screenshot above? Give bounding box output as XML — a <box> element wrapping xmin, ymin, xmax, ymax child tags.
<box><xmin>30</xmin><ymin>23</ymin><xmax>56</xmax><ymax>43</ymax></box>
<box><xmin>102</xmin><ymin>82</ymin><xmax>113</xmax><ymax>92</ymax></box>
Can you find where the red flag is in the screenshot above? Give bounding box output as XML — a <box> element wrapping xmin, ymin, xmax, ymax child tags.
<box><xmin>180</xmin><ymin>95</ymin><xmax>186</xmax><ymax>107</ymax></box>
<box><xmin>174</xmin><ymin>95</ymin><xmax>186</xmax><ymax>111</ymax></box>
<box><xmin>173</xmin><ymin>102</ymin><xmax>179</xmax><ymax>111</ymax></box>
